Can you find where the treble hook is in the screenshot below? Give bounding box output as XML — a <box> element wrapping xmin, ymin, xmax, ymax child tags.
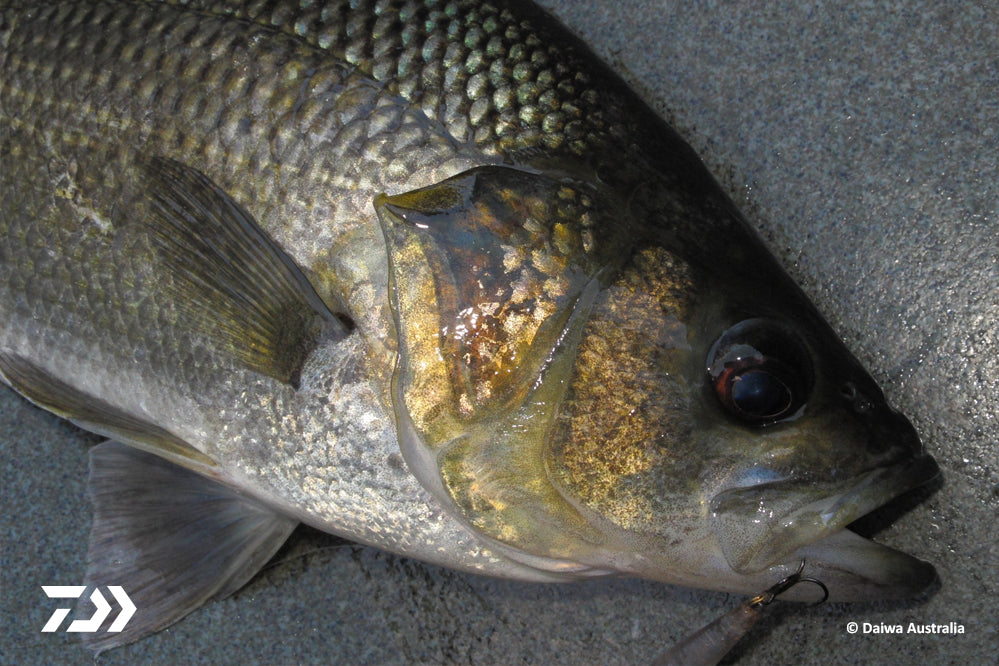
<box><xmin>748</xmin><ymin>559</ymin><xmax>829</xmax><ymax>608</ymax></box>
<box><xmin>654</xmin><ymin>560</ymin><xmax>828</xmax><ymax>666</ymax></box>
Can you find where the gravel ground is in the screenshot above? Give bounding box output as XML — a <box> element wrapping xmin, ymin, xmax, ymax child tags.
<box><xmin>2</xmin><ymin>1</ymin><xmax>996</xmax><ymax>664</ymax></box>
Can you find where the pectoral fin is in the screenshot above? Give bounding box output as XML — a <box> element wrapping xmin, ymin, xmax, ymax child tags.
<box><xmin>141</xmin><ymin>157</ymin><xmax>350</xmax><ymax>387</ymax></box>
<box><xmin>79</xmin><ymin>441</ymin><xmax>298</xmax><ymax>653</ymax></box>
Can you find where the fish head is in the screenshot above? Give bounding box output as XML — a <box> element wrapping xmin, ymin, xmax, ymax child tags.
<box><xmin>377</xmin><ymin>165</ymin><xmax>939</xmax><ymax>601</ymax></box>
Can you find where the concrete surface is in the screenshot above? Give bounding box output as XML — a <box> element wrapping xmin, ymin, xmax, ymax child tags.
<box><xmin>2</xmin><ymin>1</ymin><xmax>996</xmax><ymax>664</ymax></box>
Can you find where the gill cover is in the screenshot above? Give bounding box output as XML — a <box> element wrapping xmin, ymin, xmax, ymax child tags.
<box><xmin>377</xmin><ymin>166</ymin><xmax>622</xmax><ymax>564</ymax></box>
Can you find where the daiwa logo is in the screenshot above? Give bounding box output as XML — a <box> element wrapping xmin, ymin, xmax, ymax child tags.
<box><xmin>40</xmin><ymin>585</ymin><xmax>136</xmax><ymax>633</ymax></box>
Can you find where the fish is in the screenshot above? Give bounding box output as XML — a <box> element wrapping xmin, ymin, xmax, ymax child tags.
<box><xmin>0</xmin><ymin>0</ymin><xmax>940</xmax><ymax>652</ymax></box>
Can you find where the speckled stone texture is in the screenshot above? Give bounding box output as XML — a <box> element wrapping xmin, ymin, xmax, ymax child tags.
<box><xmin>2</xmin><ymin>1</ymin><xmax>996</xmax><ymax>664</ymax></box>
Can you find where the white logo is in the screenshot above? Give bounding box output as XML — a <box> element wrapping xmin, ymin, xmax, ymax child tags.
<box><xmin>41</xmin><ymin>585</ymin><xmax>136</xmax><ymax>633</ymax></box>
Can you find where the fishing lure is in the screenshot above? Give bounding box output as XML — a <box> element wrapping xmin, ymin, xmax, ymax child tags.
<box><xmin>656</xmin><ymin>561</ymin><xmax>828</xmax><ymax>665</ymax></box>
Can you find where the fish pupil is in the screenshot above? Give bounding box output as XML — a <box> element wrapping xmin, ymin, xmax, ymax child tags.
<box><xmin>730</xmin><ymin>369</ymin><xmax>792</xmax><ymax>418</ymax></box>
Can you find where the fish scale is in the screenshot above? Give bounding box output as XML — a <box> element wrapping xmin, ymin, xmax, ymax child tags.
<box><xmin>168</xmin><ymin>0</ymin><xmax>628</xmax><ymax>156</ymax></box>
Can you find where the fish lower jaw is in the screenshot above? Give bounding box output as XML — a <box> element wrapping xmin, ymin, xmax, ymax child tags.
<box><xmin>789</xmin><ymin>527</ymin><xmax>939</xmax><ymax>602</ymax></box>
<box><xmin>614</xmin><ymin>524</ymin><xmax>938</xmax><ymax>604</ymax></box>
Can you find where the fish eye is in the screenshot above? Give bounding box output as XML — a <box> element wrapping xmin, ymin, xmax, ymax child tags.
<box><xmin>706</xmin><ymin>319</ymin><xmax>814</xmax><ymax>425</ymax></box>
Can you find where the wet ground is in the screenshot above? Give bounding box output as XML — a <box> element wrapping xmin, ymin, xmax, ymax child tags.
<box><xmin>2</xmin><ymin>1</ymin><xmax>997</xmax><ymax>664</ymax></box>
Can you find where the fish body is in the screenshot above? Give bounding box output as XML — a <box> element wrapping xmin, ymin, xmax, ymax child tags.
<box><xmin>0</xmin><ymin>0</ymin><xmax>938</xmax><ymax>650</ymax></box>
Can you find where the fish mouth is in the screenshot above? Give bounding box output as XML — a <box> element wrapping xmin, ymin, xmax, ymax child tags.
<box><xmin>793</xmin><ymin>452</ymin><xmax>941</xmax><ymax>602</ymax></box>
<box><xmin>710</xmin><ymin>452</ymin><xmax>941</xmax><ymax>601</ymax></box>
